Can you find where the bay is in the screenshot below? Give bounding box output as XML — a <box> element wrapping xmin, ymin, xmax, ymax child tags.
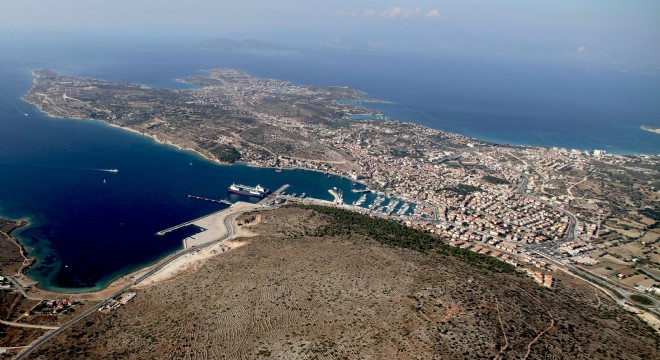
<box><xmin>0</xmin><ymin>38</ymin><xmax>367</xmax><ymax>291</ymax></box>
<box><xmin>1</xmin><ymin>34</ymin><xmax>658</xmax><ymax>290</ymax></box>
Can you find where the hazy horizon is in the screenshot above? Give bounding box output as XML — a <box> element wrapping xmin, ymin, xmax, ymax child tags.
<box><xmin>1</xmin><ymin>1</ymin><xmax>659</xmax><ymax>74</ymax></box>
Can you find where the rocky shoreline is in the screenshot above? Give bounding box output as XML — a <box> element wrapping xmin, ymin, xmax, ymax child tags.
<box><xmin>0</xmin><ymin>217</ymin><xmax>32</xmax><ymax>276</ymax></box>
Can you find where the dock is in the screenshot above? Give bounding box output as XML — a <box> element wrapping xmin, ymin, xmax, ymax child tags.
<box><xmin>156</xmin><ymin>201</ymin><xmax>261</xmax><ymax>248</ymax></box>
<box><xmin>351</xmin><ymin>188</ymin><xmax>371</xmax><ymax>193</ymax></box>
<box><xmin>273</xmin><ymin>184</ymin><xmax>290</xmax><ymax>195</ymax></box>
<box><xmin>157</xmin><ymin>196</ymin><xmax>234</xmax><ymax>236</ymax></box>
<box><xmin>258</xmin><ymin>184</ymin><xmax>290</xmax><ymax>205</ymax></box>
<box><xmin>156</xmin><ymin>208</ymin><xmax>227</xmax><ymax>236</ymax></box>
<box><xmin>188</xmin><ymin>194</ymin><xmax>231</xmax><ymax>205</ymax></box>
<box><xmin>328</xmin><ymin>188</ymin><xmax>344</xmax><ymax>205</ymax></box>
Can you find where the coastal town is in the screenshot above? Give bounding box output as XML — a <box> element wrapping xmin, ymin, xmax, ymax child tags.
<box><xmin>1</xmin><ymin>67</ymin><xmax>656</xmax><ymax>357</ymax></box>
<box><xmin>21</xmin><ymin>68</ymin><xmax>660</xmax><ymax>296</ymax></box>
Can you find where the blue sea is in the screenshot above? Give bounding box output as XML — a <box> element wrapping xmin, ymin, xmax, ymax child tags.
<box><xmin>0</xmin><ymin>34</ymin><xmax>658</xmax><ymax>291</ymax></box>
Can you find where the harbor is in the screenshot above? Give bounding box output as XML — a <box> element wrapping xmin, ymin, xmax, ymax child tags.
<box><xmin>158</xmin><ymin>184</ymin><xmax>291</xmax><ymax>249</ymax></box>
<box><xmin>157</xmin><ymin>201</ymin><xmax>261</xmax><ymax>249</ymax></box>
<box><xmin>160</xmin><ymin>180</ymin><xmax>417</xmax><ymax>250</ymax></box>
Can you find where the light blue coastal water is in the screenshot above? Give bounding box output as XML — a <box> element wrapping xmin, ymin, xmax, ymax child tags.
<box><xmin>0</xmin><ymin>34</ymin><xmax>658</xmax><ymax>290</ymax></box>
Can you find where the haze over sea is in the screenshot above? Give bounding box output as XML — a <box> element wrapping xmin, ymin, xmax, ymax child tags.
<box><xmin>0</xmin><ymin>36</ymin><xmax>658</xmax><ymax>290</ymax></box>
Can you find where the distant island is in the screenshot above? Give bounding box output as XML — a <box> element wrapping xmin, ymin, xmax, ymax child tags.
<box><xmin>196</xmin><ymin>38</ymin><xmax>288</xmax><ymax>52</ymax></box>
<box><xmin>641</xmin><ymin>125</ymin><xmax>660</xmax><ymax>134</ymax></box>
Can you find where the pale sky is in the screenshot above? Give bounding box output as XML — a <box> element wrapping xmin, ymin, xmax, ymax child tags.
<box><xmin>1</xmin><ymin>0</ymin><xmax>659</xmax><ymax>72</ymax></box>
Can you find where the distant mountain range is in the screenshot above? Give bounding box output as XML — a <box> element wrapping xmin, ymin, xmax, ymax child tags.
<box><xmin>196</xmin><ymin>38</ymin><xmax>288</xmax><ymax>52</ymax></box>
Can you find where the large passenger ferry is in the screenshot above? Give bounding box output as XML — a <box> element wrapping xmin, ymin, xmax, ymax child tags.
<box><xmin>228</xmin><ymin>183</ymin><xmax>269</xmax><ymax>198</ymax></box>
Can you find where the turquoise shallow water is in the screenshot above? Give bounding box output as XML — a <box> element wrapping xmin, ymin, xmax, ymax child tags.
<box><xmin>1</xmin><ymin>35</ymin><xmax>658</xmax><ymax>290</ymax></box>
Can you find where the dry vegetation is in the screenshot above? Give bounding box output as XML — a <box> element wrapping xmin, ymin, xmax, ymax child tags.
<box><xmin>0</xmin><ymin>219</ymin><xmax>27</xmax><ymax>275</ymax></box>
<box><xmin>238</xmin><ymin>125</ymin><xmax>346</xmax><ymax>162</ymax></box>
<box><xmin>0</xmin><ymin>292</ymin><xmax>48</xmax><ymax>358</ymax></box>
<box><xmin>27</xmin><ymin>207</ymin><xmax>659</xmax><ymax>359</ymax></box>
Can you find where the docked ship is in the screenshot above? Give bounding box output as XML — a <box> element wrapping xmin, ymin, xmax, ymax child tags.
<box><xmin>228</xmin><ymin>183</ymin><xmax>269</xmax><ymax>198</ymax></box>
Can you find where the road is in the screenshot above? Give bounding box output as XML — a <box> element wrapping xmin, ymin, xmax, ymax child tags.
<box><xmin>14</xmin><ymin>210</ymin><xmax>246</xmax><ymax>360</ymax></box>
<box><xmin>532</xmin><ymin>250</ymin><xmax>660</xmax><ymax>315</ymax></box>
<box><xmin>566</xmin><ymin>172</ymin><xmax>593</xmax><ymax>198</ymax></box>
<box><xmin>0</xmin><ymin>320</ymin><xmax>58</xmax><ymax>330</ymax></box>
<box><xmin>5</xmin><ymin>276</ymin><xmax>29</xmax><ymax>298</ymax></box>
<box><xmin>515</xmin><ymin>174</ymin><xmax>529</xmax><ymax>194</ymax></box>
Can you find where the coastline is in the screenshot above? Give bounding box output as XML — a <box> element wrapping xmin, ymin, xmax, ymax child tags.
<box><xmin>0</xmin><ymin>213</ymin><xmax>161</xmax><ymax>298</ymax></box>
<box><xmin>4</xmin><ymin>93</ymin><xmax>572</xmax><ymax>292</ymax></box>
<box><xmin>21</xmin><ymin>90</ymin><xmax>383</xmax><ymax>187</ymax></box>
<box><xmin>21</xmin><ymin>94</ymin><xmax>226</xmax><ymax>166</ymax></box>
<box><xmin>0</xmin><ymin>218</ymin><xmax>33</xmax><ymax>276</ymax></box>
<box><xmin>14</xmin><ymin>70</ymin><xmax>658</xmax><ymax>297</ymax></box>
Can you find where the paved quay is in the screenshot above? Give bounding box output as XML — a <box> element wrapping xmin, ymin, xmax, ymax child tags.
<box><xmin>182</xmin><ymin>201</ymin><xmax>260</xmax><ymax>249</ymax></box>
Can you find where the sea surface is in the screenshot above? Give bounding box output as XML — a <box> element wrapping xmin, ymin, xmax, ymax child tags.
<box><xmin>0</xmin><ymin>35</ymin><xmax>658</xmax><ymax>290</ymax></box>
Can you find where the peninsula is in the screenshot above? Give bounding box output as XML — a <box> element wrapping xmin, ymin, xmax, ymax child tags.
<box><xmin>21</xmin><ymin>69</ymin><xmax>660</xmax><ymax>291</ymax></box>
<box><xmin>3</xmin><ymin>68</ymin><xmax>658</xmax><ymax>357</ymax></box>
<box><xmin>22</xmin><ymin>69</ymin><xmax>659</xmax><ymax>260</ymax></box>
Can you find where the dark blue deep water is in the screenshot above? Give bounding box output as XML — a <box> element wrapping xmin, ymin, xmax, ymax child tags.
<box><xmin>0</xmin><ymin>35</ymin><xmax>658</xmax><ymax>291</ymax></box>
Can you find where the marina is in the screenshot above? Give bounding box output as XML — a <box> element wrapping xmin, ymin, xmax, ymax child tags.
<box><xmin>353</xmin><ymin>194</ymin><xmax>367</xmax><ymax>206</ymax></box>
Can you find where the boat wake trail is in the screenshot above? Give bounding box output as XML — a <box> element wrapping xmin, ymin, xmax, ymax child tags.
<box><xmin>95</xmin><ymin>168</ymin><xmax>119</xmax><ymax>173</ymax></box>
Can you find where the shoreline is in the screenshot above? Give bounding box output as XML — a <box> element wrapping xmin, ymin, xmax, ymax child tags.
<box><xmin>0</xmin><ymin>212</ymin><xmax>177</xmax><ymax>299</ymax></box>
<box><xmin>2</xmin><ymin>95</ymin><xmax>595</xmax><ymax>292</ymax></box>
<box><xmin>0</xmin><ymin>218</ymin><xmax>34</xmax><ymax>276</ymax></box>
<box><xmin>22</xmin><ymin>75</ymin><xmax>658</xmax><ymax>158</ymax></box>
<box><xmin>22</xmin><ymin>90</ymin><xmax>381</xmax><ymax>190</ymax></box>
<box><xmin>13</xmin><ymin>71</ymin><xmax>658</xmax><ymax>296</ymax></box>
<box><xmin>21</xmin><ymin>94</ymin><xmax>227</xmax><ymax>166</ymax></box>
<box><xmin>1</xmin><ymin>201</ymin><xmax>257</xmax><ymax>299</ymax></box>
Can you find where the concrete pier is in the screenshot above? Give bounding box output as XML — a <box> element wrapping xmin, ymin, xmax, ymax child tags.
<box><xmin>187</xmin><ymin>194</ymin><xmax>231</xmax><ymax>205</ymax></box>
<box><xmin>258</xmin><ymin>184</ymin><xmax>289</xmax><ymax>205</ymax></box>
<box><xmin>156</xmin><ymin>208</ymin><xmax>229</xmax><ymax>236</ymax></box>
<box><xmin>328</xmin><ymin>189</ymin><xmax>344</xmax><ymax>204</ymax></box>
<box><xmin>156</xmin><ymin>202</ymin><xmax>260</xmax><ymax>248</ymax></box>
<box><xmin>273</xmin><ymin>184</ymin><xmax>290</xmax><ymax>195</ymax></box>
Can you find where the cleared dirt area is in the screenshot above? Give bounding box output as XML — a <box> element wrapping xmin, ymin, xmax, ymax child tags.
<box><xmin>28</xmin><ymin>207</ymin><xmax>659</xmax><ymax>359</ymax></box>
